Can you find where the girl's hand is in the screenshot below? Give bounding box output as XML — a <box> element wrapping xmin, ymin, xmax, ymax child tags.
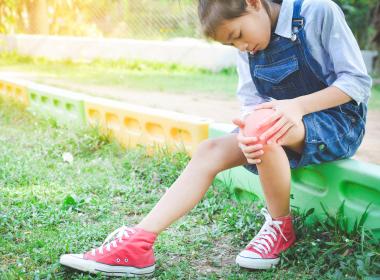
<box><xmin>254</xmin><ymin>99</ymin><xmax>306</xmax><ymax>145</ymax></box>
<box><xmin>232</xmin><ymin>118</ymin><xmax>264</xmax><ymax>164</ymax></box>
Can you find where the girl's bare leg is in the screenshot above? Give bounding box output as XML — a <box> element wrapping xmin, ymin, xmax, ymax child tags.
<box><xmin>257</xmin><ymin>123</ymin><xmax>306</xmax><ymax>218</ymax></box>
<box><xmin>137</xmin><ymin>134</ymin><xmax>247</xmax><ymax>234</ymax></box>
<box><xmin>256</xmin><ymin>144</ymin><xmax>292</xmax><ymax>218</ymax></box>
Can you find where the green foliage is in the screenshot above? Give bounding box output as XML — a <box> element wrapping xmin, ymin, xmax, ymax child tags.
<box><xmin>0</xmin><ymin>0</ymin><xmax>20</xmax><ymax>34</ymax></box>
<box><xmin>319</xmin><ymin>201</ymin><xmax>374</xmax><ymax>238</ymax></box>
<box><xmin>286</xmin><ymin>203</ymin><xmax>379</xmax><ymax>279</ymax></box>
<box><xmin>334</xmin><ymin>0</ymin><xmax>378</xmax><ymax>48</ymax></box>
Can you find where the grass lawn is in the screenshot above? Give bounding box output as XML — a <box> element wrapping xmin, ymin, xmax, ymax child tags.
<box><xmin>0</xmin><ymin>98</ymin><xmax>379</xmax><ymax>279</ymax></box>
<box><xmin>0</xmin><ymin>52</ymin><xmax>238</xmax><ymax>97</ymax></box>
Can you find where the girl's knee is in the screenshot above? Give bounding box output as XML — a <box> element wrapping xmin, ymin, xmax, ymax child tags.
<box><xmin>194</xmin><ymin>138</ymin><xmax>230</xmax><ymax>172</ymax></box>
<box><xmin>195</xmin><ymin>138</ymin><xmax>223</xmax><ymax>159</ymax></box>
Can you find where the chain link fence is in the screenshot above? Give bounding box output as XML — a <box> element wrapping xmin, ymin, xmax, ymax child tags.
<box><xmin>0</xmin><ymin>0</ymin><xmax>201</xmax><ymax>40</ymax></box>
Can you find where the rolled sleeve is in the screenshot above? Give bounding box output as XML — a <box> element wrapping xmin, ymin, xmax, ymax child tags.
<box><xmin>319</xmin><ymin>0</ymin><xmax>372</xmax><ymax>104</ymax></box>
<box><xmin>236</xmin><ymin>51</ymin><xmax>270</xmax><ymax>116</ymax></box>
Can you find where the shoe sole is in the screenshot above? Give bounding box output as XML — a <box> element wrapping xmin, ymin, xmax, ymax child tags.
<box><xmin>235</xmin><ymin>254</ymin><xmax>279</xmax><ymax>270</ymax></box>
<box><xmin>60</xmin><ymin>254</ymin><xmax>155</xmax><ymax>277</ymax></box>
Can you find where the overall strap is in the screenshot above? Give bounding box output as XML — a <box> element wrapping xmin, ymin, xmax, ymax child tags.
<box><xmin>292</xmin><ymin>0</ymin><xmax>305</xmax><ymax>32</ymax></box>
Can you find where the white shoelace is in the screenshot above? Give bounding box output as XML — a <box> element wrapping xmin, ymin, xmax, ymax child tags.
<box><xmin>248</xmin><ymin>208</ymin><xmax>288</xmax><ymax>255</ymax></box>
<box><xmin>92</xmin><ymin>226</ymin><xmax>136</xmax><ymax>256</ymax></box>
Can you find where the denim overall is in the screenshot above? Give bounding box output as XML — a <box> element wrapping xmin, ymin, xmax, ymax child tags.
<box><xmin>239</xmin><ymin>0</ymin><xmax>367</xmax><ymax>175</ymax></box>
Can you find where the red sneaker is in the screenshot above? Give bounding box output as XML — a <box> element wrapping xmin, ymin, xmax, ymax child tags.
<box><xmin>60</xmin><ymin>226</ymin><xmax>157</xmax><ymax>277</ymax></box>
<box><xmin>236</xmin><ymin>208</ymin><xmax>296</xmax><ymax>269</ymax></box>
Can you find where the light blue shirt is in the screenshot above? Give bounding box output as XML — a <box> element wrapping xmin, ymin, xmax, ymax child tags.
<box><xmin>237</xmin><ymin>0</ymin><xmax>372</xmax><ymax>114</ymax></box>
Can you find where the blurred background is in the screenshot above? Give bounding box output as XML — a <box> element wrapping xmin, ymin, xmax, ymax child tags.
<box><xmin>1</xmin><ymin>0</ymin><xmax>379</xmax><ymax>74</ymax></box>
<box><xmin>0</xmin><ymin>0</ymin><xmax>377</xmax><ymax>46</ymax></box>
<box><xmin>0</xmin><ymin>0</ymin><xmax>200</xmax><ymax>39</ymax></box>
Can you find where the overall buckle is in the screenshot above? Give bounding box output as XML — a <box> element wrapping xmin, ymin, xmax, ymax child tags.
<box><xmin>292</xmin><ymin>18</ymin><xmax>304</xmax><ymax>27</ymax></box>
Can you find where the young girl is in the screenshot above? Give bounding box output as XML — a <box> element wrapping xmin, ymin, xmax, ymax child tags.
<box><xmin>60</xmin><ymin>0</ymin><xmax>371</xmax><ymax>276</ymax></box>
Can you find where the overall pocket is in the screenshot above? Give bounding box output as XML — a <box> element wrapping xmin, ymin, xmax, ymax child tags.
<box><xmin>254</xmin><ymin>55</ymin><xmax>299</xmax><ymax>83</ymax></box>
<box><xmin>252</xmin><ymin>55</ymin><xmax>300</xmax><ymax>99</ymax></box>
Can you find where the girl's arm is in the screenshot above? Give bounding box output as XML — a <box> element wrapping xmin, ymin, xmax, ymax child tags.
<box><xmin>294</xmin><ymin>86</ymin><xmax>351</xmax><ymax>115</ymax></box>
<box><xmin>254</xmin><ymin>0</ymin><xmax>373</xmax><ymax>143</ymax></box>
<box><xmin>295</xmin><ymin>0</ymin><xmax>373</xmax><ymax>114</ymax></box>
<box><xmin>315</xmin><ymin>0</ymin><xmax>372</xmax><ymax>106</ymax></box>
<box><xmin>253</xmin><ymin>87</ymin><xmax>352</xmax><ymax>145</ymax></box>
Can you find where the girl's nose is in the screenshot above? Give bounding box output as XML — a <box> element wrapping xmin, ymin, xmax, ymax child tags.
<box><xmin>234</xmin><ymin>41</ymin><xmax>248</xmax><ymax>52</ymax></box>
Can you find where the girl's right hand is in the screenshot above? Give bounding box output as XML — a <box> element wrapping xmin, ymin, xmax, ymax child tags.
<box><xmin>232</xmin><ymin>118</ymin><xmax>265</xmax><ymax>164</ymax></box>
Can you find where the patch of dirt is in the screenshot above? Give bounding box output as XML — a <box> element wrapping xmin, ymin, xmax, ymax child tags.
<box><xmin>2</xmin><ymin>71</ymin><xmax>380</xmax><ymax>165</ymax></box>
<box><xmin>198</xmin><ymin>234</ymin><xmax>238</xmax><ymax>271</ymax></box>
<box><xmin>354</xmin><ymin>110</ymin><xmax>380</xmax><ymax>165</ymax></box>
<box><xmin>36</xmin><ymin>78</ymin><xmax>242</xmax><ymax>123</ymax></box>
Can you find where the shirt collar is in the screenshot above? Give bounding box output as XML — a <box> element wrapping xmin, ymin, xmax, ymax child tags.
<box><xmin>274</xmin><ymin>0</ymin><xmax>294</xmax><ymax>39</ymax></box>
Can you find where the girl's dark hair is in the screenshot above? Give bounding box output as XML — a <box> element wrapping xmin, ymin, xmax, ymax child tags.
<box><xmin>198</xmin><ymin>0</ymin><xmax>282</xmax><ymax>38</ymax></box>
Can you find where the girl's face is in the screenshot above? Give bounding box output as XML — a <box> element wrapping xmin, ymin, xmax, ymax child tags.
<box><xmin>213</xmin><ymin>0</ymin><xmax>277</xmax><ymax>53</ymax></box>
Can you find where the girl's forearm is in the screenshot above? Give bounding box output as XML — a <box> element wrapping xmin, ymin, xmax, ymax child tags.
<box><xmin>295</xmin><ymin>86</ymin><xmax>353</xmax><ymax>115</ymax></box>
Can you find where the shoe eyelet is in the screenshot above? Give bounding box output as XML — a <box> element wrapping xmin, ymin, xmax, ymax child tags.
<box><xmin>116</xmin><ymin>258</ymin><xmax>120</xmax><ymax>263</ymax></box>
<box><xmin>125</xmin><ymin>258</ymin><xmax>129</xmax><ymax>263</ymax></box>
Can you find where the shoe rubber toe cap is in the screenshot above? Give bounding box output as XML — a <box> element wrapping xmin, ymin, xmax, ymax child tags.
<box><xmin>237</xmin><ymin>250</ymin><xmax>261</xmax><ymax>259</ymax></box>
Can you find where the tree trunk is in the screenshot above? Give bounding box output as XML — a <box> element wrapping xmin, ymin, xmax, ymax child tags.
<box><xmin>27</xmin><ymin>0</ymin><xmax>49</xmax><ymax>34</ymax></box>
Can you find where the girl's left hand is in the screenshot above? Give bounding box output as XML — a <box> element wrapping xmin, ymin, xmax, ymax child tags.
<box><xmin>254</xmin><ymin>99</ymin><xmax>306</xmax><ymax>145</ymax></box>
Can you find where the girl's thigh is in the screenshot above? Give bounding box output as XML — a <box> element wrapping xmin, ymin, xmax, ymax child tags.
<box><xmin>280</xmin><ymin>122</ymin><xmax>306</xmax><ymax>154</ymax></box>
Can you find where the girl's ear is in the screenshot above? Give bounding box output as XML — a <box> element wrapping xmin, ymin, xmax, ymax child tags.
<box><xmin>246</xmin><ymin>0</ymin><xmax>262</xmax><ymax>10</ymax></box>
